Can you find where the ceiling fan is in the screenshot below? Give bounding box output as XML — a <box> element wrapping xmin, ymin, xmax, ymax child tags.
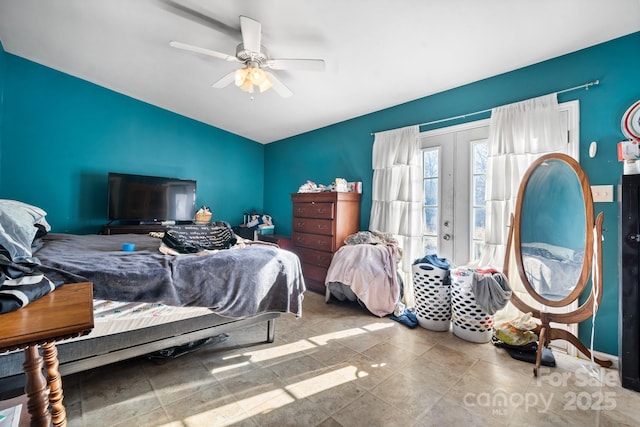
<box><xmin>170</xmin><ymin>15</ymin><xmax>325</xmax><ymax>98</ymax></box>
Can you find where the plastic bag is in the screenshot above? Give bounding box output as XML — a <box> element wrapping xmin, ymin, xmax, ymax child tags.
<box><xmin>494</xmin><ymin>312</ymin><xmax>538</xmax><ymax>346</ymax></box>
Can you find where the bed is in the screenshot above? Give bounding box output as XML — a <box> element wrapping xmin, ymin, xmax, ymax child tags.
<box><xmin>520</xmin><ymin>242</ymin><xmax>584</xmax><ymax>300</ymax></box>
<box><xmin>0</xmin><ymin>203</ymin><xmax>306</xmax><ymax>394</ymax></box>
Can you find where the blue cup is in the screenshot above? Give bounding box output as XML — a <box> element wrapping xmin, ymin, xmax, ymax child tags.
<box><xmin>122</xmin><ymin>243</ymin><xmax>135</xmax><ymax>252</ymax></box>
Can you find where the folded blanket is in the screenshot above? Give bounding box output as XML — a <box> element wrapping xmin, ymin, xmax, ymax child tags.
<box><xmin>0</xmin><ymin>254</ymin><xmax>59</xmax><ymax>313</ymax></box>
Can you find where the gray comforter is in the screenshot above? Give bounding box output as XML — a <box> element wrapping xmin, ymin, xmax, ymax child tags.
<box><xmin>36</xmin><ymin>233</ymin><xmax>305</xmax><ymax>318</ymax></box>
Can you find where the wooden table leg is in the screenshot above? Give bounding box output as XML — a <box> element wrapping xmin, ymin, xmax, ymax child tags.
<box><xmin>23</xmin><ymin>345</ymin><xmax>51</xmax><ymax>427</ymax></box>
<box><xmin>42</xmin><ymin>341</ymin><xmax>66</xmax><ymax>427</ymax></box>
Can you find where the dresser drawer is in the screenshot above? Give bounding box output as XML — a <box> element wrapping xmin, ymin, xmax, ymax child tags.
<box><xmin>292</xmin><ymin>232</ymin><xmax>334</xmax><ymax>252</ymax></box>
<box><xmin>296</xmin><ymin>247</ymin><xmax>333</xmax><ymax>268</ymax></box>
<box><xmin>301</xmin><ymin>262</ymin><xmax>329</xmax><ymax>284</ymax></box>
<box><xmin>292</xmin><ymin>218</ymin><xmax>333</xmax><ymax>235</ymax></box>
<box><xmin>304</xmin><ymin>278</ymin><xmax>326</xmax><ymax>294</ymax></box>
<box><xmin>293</xmin><ymin>202</ymin><xmax>335</xmax><ymax>219</ymax></box>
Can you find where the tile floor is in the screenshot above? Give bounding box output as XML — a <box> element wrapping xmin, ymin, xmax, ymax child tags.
<box><xmin>59</xmin><ymin>291</ymin><xmax>640</xmax><ymax>427</ymax></box>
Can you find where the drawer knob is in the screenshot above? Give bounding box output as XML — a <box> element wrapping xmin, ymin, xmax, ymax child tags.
<box><xmin>297</xmin><ymin>222</ymin><xmax>306</xmax><ymax>227</ymax></box>
<box><xmin>316</xmin><ymin>208</ymin><xmax>326</xmax><ymax>214</ymax></box>
<box><xmin>317</xmin><ymin>224</ymin><xmax>327</xmax><ymax>230</ymax></box>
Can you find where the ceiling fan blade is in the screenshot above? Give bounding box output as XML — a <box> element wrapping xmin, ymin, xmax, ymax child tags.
<box><xmin>162</xmin><ymin>0</ymin><xmax>239</xmax><ymax>38</ymax></box>
<box><xmin>212</xmin><ymin>70</ymin><xmax>237</xmax><ymax>88</ymax></box>
<box><xmin>266</xmin><ymin>58</ymin><xmax>325</xmax><ymax>72</ymax></box>
<box><xmin>170</xmin><ymin>41</ymin><xmax>240</xmax><ymax>62</ymax></box>
<box><xmin>240</xmin><ymin>16</ymin><xmax>261</xmax><ymax>53</ymax></box>
<box><xmin>265</xmin><ymin>72</ymin><xmax>293</xmax><ymax>98</ymax></box>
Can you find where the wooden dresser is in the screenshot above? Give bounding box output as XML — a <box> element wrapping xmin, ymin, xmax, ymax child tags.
<box><xmin>291</xmin><ymin>192</ymin><xmax>361</xmax><ymax>293</ymax></box>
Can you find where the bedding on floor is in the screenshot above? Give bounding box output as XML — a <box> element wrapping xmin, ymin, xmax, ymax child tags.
<box><xmin>325</xmin><ymin>243</ymin><xmax>400</xmax><ymax>317</ymax></box>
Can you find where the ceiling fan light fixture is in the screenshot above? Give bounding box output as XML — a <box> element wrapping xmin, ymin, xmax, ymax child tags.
<box><xmin>234</xmin><ymin>68</ymin><xmax>248</xmax><ymax>86</ymax></box>
<box><xmin>258</xmin><ymin>78</ymin><xmax>272</xmax><ymax>93</ymax></box>
<box><xmin>248</xmin><ymin>66</ymin><xmax>266</xmax><ymax>85</ymax></box>
<box><xmin>240</xmin><ymin>78</ymin><xmax>254</xmax><ymax>93</ymax></box>
<box><xmin>234</xmin><ymin>65</ymin><xmax>272</xmax><ymax>94</ymax></box>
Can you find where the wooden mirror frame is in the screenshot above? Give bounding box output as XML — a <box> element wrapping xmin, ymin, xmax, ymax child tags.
<box><xmin>503</xmin><ymin>153</ymin><xmax>611</xmax><ymax>375</ymax></box>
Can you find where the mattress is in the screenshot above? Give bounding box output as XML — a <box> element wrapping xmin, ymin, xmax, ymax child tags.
<box><xmin>0</xmin><ymin>298</ymin><xmax>278</xmax><ymax>381</ymax></box>
<box><xmin>83</xmin><ymin>299</ymin><xmax>215</xmax><ymax>340</ymax></box>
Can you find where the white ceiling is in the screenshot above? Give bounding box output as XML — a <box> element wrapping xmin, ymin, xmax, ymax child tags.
<box><xmin>0</xmin><ymin>1</ymin><xmax>639</xmax><ymax>144</ymax></box>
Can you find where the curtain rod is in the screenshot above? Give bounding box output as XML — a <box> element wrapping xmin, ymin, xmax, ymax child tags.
<box><xmin>371</xmin><ymin>79</ymin><xmax>600</xmax><ymax>136</ymax></box>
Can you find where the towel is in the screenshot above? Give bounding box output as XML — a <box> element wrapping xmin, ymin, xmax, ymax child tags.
<box><xmin>471</xmin><ymin>272</ymin><xmax>512</xmax><ymax>315</ymax></box>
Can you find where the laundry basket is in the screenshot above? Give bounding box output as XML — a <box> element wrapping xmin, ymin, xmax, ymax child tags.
<box><xmin>450</xmin><ymin>267</ymin><xmax>494</xmax><ymax>343</ymax></box>
<box><xmin>412</xmin><ymin>263</ymin><xmax>451</xmax><ymax>331</ymax></box>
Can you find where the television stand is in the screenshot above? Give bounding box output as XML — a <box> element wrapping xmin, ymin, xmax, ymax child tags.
<box><xmin>100</xmin><ymin>223</ymin><xmax>168</xmax><ymax>235</ymax></box>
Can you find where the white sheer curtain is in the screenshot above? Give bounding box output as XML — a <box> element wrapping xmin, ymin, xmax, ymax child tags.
<box><xmin>370</xmin><ymin>125</ymin><xmax>421</xmax><ymax>308</ymax></box>
<box><xmin>477</xmin><ymin>93</ymin><xmax>565</xmax><ymax>269</ymax></box>
<box><xmin>477</xmin><ymin>94</ymin><xmax>565</xmax><ymax>324</ymax></box>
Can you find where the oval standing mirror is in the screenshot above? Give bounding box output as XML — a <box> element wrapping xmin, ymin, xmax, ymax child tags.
<box><xmin>504</xmin><ymin>153</ymin><xmax>611</xmax><ymax>376</ymax></box>
<box><xmin>516</xmin><ymin>156</ymin><xmax>591</xmax><ymax>306</ymax></box>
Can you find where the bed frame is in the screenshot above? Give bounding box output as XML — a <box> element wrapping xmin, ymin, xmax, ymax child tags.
<box><xmin>0</xmin><ymin>310</ymin><xmax>279</xmax><ymax>398</ymax></box>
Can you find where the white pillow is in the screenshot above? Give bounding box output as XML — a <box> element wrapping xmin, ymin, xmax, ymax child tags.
<box><xmin>0</xmin><ymin>200</ymin><xmax>51</xmax><ymax>262</ymax></box>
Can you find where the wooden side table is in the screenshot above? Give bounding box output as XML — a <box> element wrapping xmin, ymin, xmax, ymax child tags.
<box><xmin>0</xmin><ymin>282</ymin><xmax>94</xmax><ymax>427</ymax></box>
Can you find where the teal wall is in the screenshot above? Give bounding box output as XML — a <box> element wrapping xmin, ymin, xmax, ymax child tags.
<box><xmin>0</xmin><ymin>47</ymin><xmax>264</xmax><ymax>234</ymax></box>
<box><xmin>265</xmin><ymin>32</ymin><xmax>640</xmax><ymax>356</ymax></box>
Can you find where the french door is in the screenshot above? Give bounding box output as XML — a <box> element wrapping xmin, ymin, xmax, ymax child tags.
<box><xmin>420</xmin><ymin>119</ymin><xmax>490</xmax><ymax>267</ymax></box>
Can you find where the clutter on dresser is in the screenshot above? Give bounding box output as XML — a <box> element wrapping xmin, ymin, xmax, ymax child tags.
<box><xmin>297</xmin><ymin>179</ymin><xmax>362</xmax><ymax>193</ymax></box>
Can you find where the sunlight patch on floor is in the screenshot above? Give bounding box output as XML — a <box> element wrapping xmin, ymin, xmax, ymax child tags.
<box><xmin>362</xmin><ymin>322</ymin><xmax>394</xmax><ymax>332</ymax></box>
<box><xmin>208</xmin><ymin>357</ymin><xmax>252</xmax><ymax>375</ymax></box>
<box><xmin>209</xmin><ymin>325</ymin><xmax>384</xmax><ymax>376</ymax></box>
<box><xmin>308</xmin><ymin>327</ymin><xmax>371</xmax><ymax>345</ymax></box>
<box><xmin>241</xmin><ymin>339</ymin><xmax>318</xmax><ymax>362</ymax></box>
<box><xmin>285</xmin><ymin>365</ymin><xmax>364</xmax><ymax>399</ymax></box>
<box><xmin>159</xmin><ymin>365</ymin><xmax>364</xmax><ymax>426</ymax></box>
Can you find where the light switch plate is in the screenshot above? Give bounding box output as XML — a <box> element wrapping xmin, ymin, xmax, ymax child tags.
<box><xmin>591</xmin><ymin>185</ymin><xmax>614</xmax><ymax>202</ymax></box>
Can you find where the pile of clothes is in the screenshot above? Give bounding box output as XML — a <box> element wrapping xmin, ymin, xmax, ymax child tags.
<box><xmin>492</xmin><ymin>312</ymin><xmax>555</xmax><ymax>367</ymax></box>
<box><xmin>0</xmin><ymin>200</ymin><xmax>59</xmax><ymax>314</ymax></box>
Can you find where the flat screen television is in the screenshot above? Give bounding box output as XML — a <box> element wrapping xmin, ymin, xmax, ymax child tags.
<box><xmin>107</xmin><ymin>172</ymin><xmax>197</xmax><ymax>223</ymax></box>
